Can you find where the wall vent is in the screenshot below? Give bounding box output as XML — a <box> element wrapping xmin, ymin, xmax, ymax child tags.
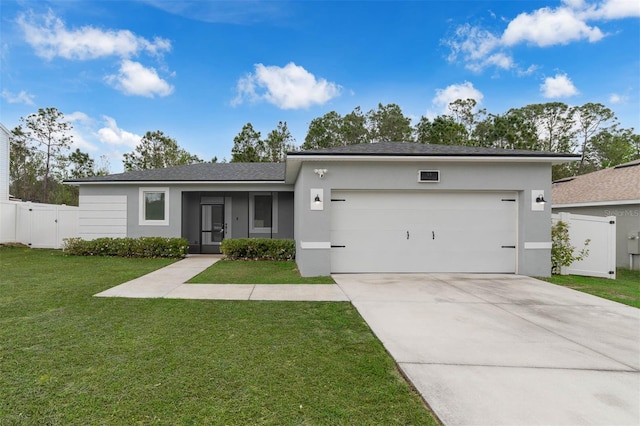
<box><xmin>418</xmin><ymin>170</ymin><xmax>440</xmax><ymax>182</ymax></box>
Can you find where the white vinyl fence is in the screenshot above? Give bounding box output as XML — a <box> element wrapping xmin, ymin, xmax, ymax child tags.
<box><xmin>552</xmin><ymin>212</ymin><xmax>616</xmax><ymax>279</ymax></box>
<box><xmin>0</xmin><ymin>201</ymin><xmax>79</xmax><ymax>249</ymax></box>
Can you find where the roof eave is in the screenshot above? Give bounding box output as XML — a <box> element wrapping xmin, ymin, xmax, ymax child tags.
<box><xmin>552</xmin><ymin>199</ymin><xmax>640</xmax><ymax>208</ymax></box>
<box><xmin>286</xmin><ymin>153</ymin><xmax>580</xmax><ymax>162</ymax></box>
<box><xmin>64</xmin><ymin>179</ymin><xmax>287</xmax><ymax>186</ymax></box>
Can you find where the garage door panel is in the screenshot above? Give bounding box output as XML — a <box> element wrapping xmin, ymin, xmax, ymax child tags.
<box><xmin>330</xmin><ymin>191</ymin><xmax>517</xmax><ymax>273</ymax></box>
<box><xmin>331</xmin><ymin>210</ymin><xmax>423</xmax><ymax>230</ymax></box>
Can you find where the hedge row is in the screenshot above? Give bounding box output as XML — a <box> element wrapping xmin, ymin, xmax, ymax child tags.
<box><xmin>221</xmin><ymin>238</ymin><xmax>295</xmax><ymax>261</ymax></box>
<box><xmin>63</xmin><ymin>237</ymin><xmax>189</xmax><ymax>258</ymax></box>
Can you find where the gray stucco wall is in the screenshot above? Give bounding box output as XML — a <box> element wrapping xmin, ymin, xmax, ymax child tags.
<box><xmin>79</xmin><ymin>183</ymin><xmax>294</xmax><ymax>244</ymax></box>
<box><xmin>552</xmin><ymin>204</ymin><xmax>640</xmax><ymax>270</ymax></box>
<box><xmin>294</xmin><ymin>160</ymin><xmax>553</xmax><ymax>277</ymax></box>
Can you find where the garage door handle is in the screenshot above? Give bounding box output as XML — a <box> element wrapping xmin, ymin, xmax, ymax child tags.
<box><xmin>432</xmin><ymin>231</ymin><xmax>435</xmax><ymax>240</ymax></box>
<box><xmin>501</xmin><ymin>245</ymin><xmax>516</xmax><ymax>248</ymax></box>
<box><xmin>407</xmin><ymin>231</ymin><xmax>409</xmax><ymax>240</ymax></box>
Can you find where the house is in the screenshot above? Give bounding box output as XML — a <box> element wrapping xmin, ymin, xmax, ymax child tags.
<box><xmin>66</xmin><ymin>142</ymin><xmax>579</xmax><ymax>277</ymax></box>
<box><xmin>552</xmin><ymin>159</ymin><xmax>640</xmax><ymax>270</ymax></box>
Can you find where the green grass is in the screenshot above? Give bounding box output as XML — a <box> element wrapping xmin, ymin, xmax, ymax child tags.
<box><xmin>189</xmin><ymin>259</ymin><xmax>335</xmax><ymax>284</ymax></box>
<box><xmin>543</xmin><ymin>269</ymin><xmax>640</xmax><ymax>308</ymax></box>
<box><xmin>0</xmin><ymin>247</ymin><xmax>436</xmax><ymax>425</ymax></box>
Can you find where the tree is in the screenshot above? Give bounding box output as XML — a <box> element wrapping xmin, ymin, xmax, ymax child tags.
<box><xmin>448</xmin><ymin>98</ymin><xmax>485</xmax><ymax>145</ymax></box>
<box><xmin>9</xmin><ymin>127</ymin><xmax>45</xmax><ymax>201</ymax></box>
<box><xmin>571</xmin><ymin>103</ymin><xmax>617</xmax><ymax>174</ymax></box>
<box><xmin>415</xmin><ymin>115</ymin><xmax>467</xmax><ymax>145</ymax></box>
<box><xmin>68</xmin><ymin>149</ymin><xmax>96</xmax><ymax>179</ymax></box>
<box><xmin>507</xmin><ymin>103</ymin><xmax>576</xmax><ymax>180</ymax></box>
<box><xmin>473</xmin><ymin>111</ymin><xmax>538</xmax><ymax>150</ymax></box>
<box><xmin>231</xmin><ymin>123</ymin><xmax>264</xmax><ymax>162</ymax></box>
<box><xmin>589</xmin><ymin>128</ymin><xmax>640</xmax><ymax>169</ymax></box>
<box><xmin>551</xmin><ymin>221</ymin><xmax>590</xmax><ymax>275</ymax></box>
<box><xmin>15</xmin><ymin>107</ymin><xmax>73</xmax><ymax>203</ymax></box>
<box><xmin>264</xmin><ymin>121</ymin><xmax>296</xmax><ymax>162</ymax></box>
<box><xmin>302</xmin><ymin>111</ymin><xmax>344</xmax><ymax>150</ymax></box>
<box><xmin>341</xmin><ymin>106</ymin><xmax>368</xmax><ymax>145</ymax></box>
<box><xmin>367</xmin><ymin>103</ymin><xmax>413</xmax><ymax>143</ymax></box>
<box><xmin>515</xmin><ymin>103</ymin><xmax>575</xmax><ymax>153</ymax></box>
<box><xmin>123</xmin><ymin>131</ymin><xmax>202</xmax><ymax>171</ymax></box>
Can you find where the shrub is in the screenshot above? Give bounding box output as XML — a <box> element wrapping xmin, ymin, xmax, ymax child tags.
<box><xmin>221</xmin><ymin>238</ymin><xmax>295</xmax><ymax>261</ymax></box>
<box><xmin>62</xmin><ymin>237</ymin><xmax>189</xmax><ymax>258</ymax></box>
<box><xmin>551</xmin><ymin>221</ymin><xmax>590</xmax><ymax>275</ymax></box>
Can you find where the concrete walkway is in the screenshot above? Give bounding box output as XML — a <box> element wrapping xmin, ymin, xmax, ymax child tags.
<box><xmin>333</xmin><ymin>273</ymin><xmax>640</xmax><ymax>426</ymax></box>
<box><xmin>94</xmin><ymin>256</ymin><xmax>349</xmax><ymax>301</ymax></box>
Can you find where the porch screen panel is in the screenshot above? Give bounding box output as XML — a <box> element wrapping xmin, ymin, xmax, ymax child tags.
<box><xmin>253</xmin><ymin>195</ymin><xmax>272</xmax><ymax>228</ymax></box>
<box><xmin>202</xmin><ymin>205</ymin><xmax>213</xmax><ymax>244</ymax></box>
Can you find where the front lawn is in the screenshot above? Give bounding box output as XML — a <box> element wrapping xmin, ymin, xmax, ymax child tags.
<box><xmin>0</xmin><ymin>247</ymin><xmax>435</xmax><ymax>425</ymax></box>
<box><xmin>189</xmin><ymin>259</ymin><xmax>335</xmax><ymax>284</ymax></box>
<box><xmin>543</xmin><ymin>269</ymin><xmax>640</xmax><ymax>308</ymax></box>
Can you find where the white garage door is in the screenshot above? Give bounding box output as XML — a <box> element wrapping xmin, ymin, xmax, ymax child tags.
<box><xmin>330</xmin><ymin>191</ymin><xmax>517</xmax><ymax>273</ymax></box>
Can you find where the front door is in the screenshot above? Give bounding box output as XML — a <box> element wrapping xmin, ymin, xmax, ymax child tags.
<box><xmin>201</xmin><ymin>204</ymin><xmax>224</xmax><ymax>254</ymax></box>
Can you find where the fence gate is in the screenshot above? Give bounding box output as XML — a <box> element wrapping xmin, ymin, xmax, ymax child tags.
<box><xmin>552</xmin><ymin>212</ymin><xmax>616</xmax><ymax>279</ymax></box>
<box><xmin>2</xmin><ymin>201</ymin><xmax>79</xmax><ymax>249</ymax></box>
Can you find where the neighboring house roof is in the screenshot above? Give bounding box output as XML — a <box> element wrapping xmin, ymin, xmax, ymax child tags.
<box><xmin>552</xmin><ymin>159</ymin><xmax>640</xmax><ymax>206</ymax></box>
<box><xmin>289</xmin><ymin>141</ymin><xmax>578</xmax><ymax>158</ymax></box>
<box><xmin>67</xmin><ymin>162</ymin><xmax>285</xmax><ymax>183</ymax></box>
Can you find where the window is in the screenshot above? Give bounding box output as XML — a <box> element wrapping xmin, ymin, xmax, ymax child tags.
<box><xmin>139</xmin><ymin>187</ymin><xmax>169</xmax><ymax>226</ymax></box>
<box><xmin>249</xmin><ymin>192</ymin><xmax>278</xmax><ymax>233</ymax></box>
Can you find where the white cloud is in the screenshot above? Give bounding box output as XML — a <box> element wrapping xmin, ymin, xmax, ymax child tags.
<box><xmin>1</xmin><ymin>89</ymin><xmax>35</xmax><ymax>105</ymax></box>
<box><xmin>105</xmin><ymin>60</ymin><xmax>174</xmax><ymax>98</ymax></box>
<box><xmin>540</xmin><ymin>73</ymin><xmax>579</xmax><ymax>98</ymax></box>
<box><xmin>502</xmin><ymin>6</ymin><xmax>604</xmax><ymax>47</ymax></box>
<box><xmin>446</xmin><ymin>24</ymin><xmax>501</xmax><ymax>62</ymax></box>
<box><xmin>96</xmin><ymin>116</ymin><xmax>141</xmax><ymax>148</ymax></box>
<box><xmin>17</xmin><ymin>9</ymin><xmax>171</xmax><ymax>60</ymax></box>
<box><xmin>233</xmin><ymin>62</ymin><xmax>341</xmax><ymax>109</ymax></box>
<box><xmin>66</xmin><ymin>111</ymin><xmax>92</xmax><ymax>124</ymax></box>
<box><xmin>444</xmin><ymin>0</ymin><xmax>637</xmax><ymax>73</ymax></box>
<box><xmin>432</xmin><ymin>82</ymin><xmax>484</xmax><ymax>114</ymax></box>
<box><xmin>585</xmin><ymin>0</ymin><xmax>640</xmax><ymax>19</ymax></box>
<box><xmin>609</xmin><ymin>93</ymin><xmax>627</xmax><ymax>104</ymax></box>
<box><xmin>517</xmin><ymin>64</ymin><xmax>540</xmax><ymax>76</ymax></box>
<box><xmin>62</xmin><ymin>111</ymin><xmax>97</xmax><ymax>152</ymax></box>
<box><xmin>562</xmin><ymin>0</ymin><xmax>588</xmax><ymax>9</ymax></box>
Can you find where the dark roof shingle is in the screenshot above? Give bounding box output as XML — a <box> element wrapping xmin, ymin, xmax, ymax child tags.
<box><xmin>67</xmin><ymin>162</ymin><xmax>285</xmax><ymax>183</ymax></box>
<box><xmin>552</xmin><ymin>159</ymin><xmax>640</xmax><ymax>204</ymax></box>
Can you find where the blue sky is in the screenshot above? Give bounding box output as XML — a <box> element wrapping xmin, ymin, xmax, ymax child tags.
<box><xmin>1</xmin><ymin>0</ymin><xmax>639</xmax><ymax>172</ymax></box>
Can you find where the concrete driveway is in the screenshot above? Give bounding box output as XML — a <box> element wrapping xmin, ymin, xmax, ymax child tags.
<box><xmin>333</xmin><ymin>274</ymin><xmax>640</xmax><ymax>426</ymax></box>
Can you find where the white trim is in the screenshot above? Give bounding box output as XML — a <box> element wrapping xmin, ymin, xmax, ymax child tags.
<box><xmin>531</xmin><ymin>189</ymin><xmax>545</xmax><ymax>212</ymax></box>
<box><xmin>524</xmin><ymin>242</ymin><xmax>552</xmax><ymax>249</ymax></box>
<box><xmin>138</xmin><ymin>187</ymin><xmax>169</xmax><ymax>226</ymax></box>
<box><xmin>310</xmin><ymin>188</ymin><xmax>324</xmax><ymax>210</ymax></box>
<box><xmin>300</xmin><ymin>241</ymin><xmax>331</xmax><ymax>249</ymax></box>
<box><xmin>249</xmin><ymin>192</ymin><xmax>278</xmax><ymax>234</ymax></box>
<box><xmin>417</xmin><ymin>170</ymin><xmax>440</xmax><ymax>183</ymax></box>
<box><xmin>286</xmin><ymin>154</ymin><xmax>580</xmax><ymax>163</ymax></box>
<box><xmin>553</xmin><ymin>200</ymin><xmax>640</xmax><ymax>208</ymax></box>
